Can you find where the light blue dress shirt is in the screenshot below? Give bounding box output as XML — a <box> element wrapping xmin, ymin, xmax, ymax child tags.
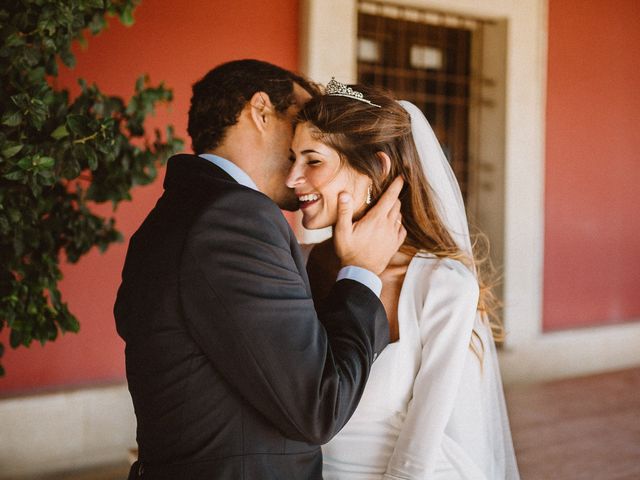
<box><xmin>199</xmin><ymin>153</ymin><xmax>382</xmax><ymax>297</ymax></box>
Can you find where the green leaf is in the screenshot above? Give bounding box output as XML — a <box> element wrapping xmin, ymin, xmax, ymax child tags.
<box><xmin>38</xmin><ymin>169</ymin><xmax>56</xmax><ymax>185</ymax></box>
<box><xmin>120</xmin><ymin>5</ymin><xmax>135</xmax><ymax>26</ymax></box>
<box><xmin>135</xmin><ymin>75</ymin><xmax>146</xmax><ymax>92</ymax></box>
<box><xmin>23</xmin><ymin>47</ymin><xmax>40</xmax><ymax>67</ymax></box>
<box><xmin>11</xmin><ymin>93</ymin><xmax>30</xmax><ymax>109</ymax></box>
<box><xmin>27</xmin><ymin>66</ymin><xmax>47</xmax><ymax>84</ymax></box>
<box><xmin>3</xmin><ymin>170</ymin><xmax>25</xmax><ymax>181</ymax></box>
<box><xmin>0</xmin><ymin>216</ymin><xmax>10</xmax><ymax>234</ymax></box>
<box><xmin>61</xmin><ymin>157</ymin><xmax>81</xmax><ymax>179</ymax></box>
<box><xmin>61</xmin><ymin>313</ymin><xmax>80</xmax><ymax>333</ymax></box>
<box><xmin>88</xmin><ymin>13</ymin><xmax>107</xmax><ymax>35</ymax></box>
<box><xmin>59</xmin><ymin>47</ymin><xmax>76</xmax><ymax>68</ymax></box>
<box><xmin>5</xmin><ymin>33</ymin><xmax>25</xmax><ymax>48</ymax></box>
<box><xmin>46</xmin><ymin>322</ymin><xmax>58</xmax><ymax>341</ymax></box>
<box><xmin>2</xmin><ymin>111</ymin><xmax>22</xmax><ymax>127</ymax></box>
<box><xmin>28</xmin><ymin>177</ymin><xmax>42</xmax><ymax>197</ymax></box>
<box><xmin>9</xmin><ymin>329</ymin><xmax>22</xmax><ymax>349</ymax></box>
<box><xmin>7</xmin><ymin>208</ymin><xmax>21</xmax><ymax>223</ymax></box>
<box><xmin>51</xmin><ymin>125</ymin><xmax>69</xmax><ymax>140</ymax></box>
<box><xmin>86</xmin><ymin>0</ymin><xmax>105</xmax><ymax>10</ymax></box>
<box><xmin>38</xmin><ymin>17</ymin><xmax>58</xmax><ymax>36</ymax></box>
<box><xmin>18</xmin><ymin>157</ymin><xmax>33</xmax><ymax>169</ymax></box>
<box><xmin>86</xmin><ymin>148</ymin><xmax>98</xmax><ymax>170</ymax></box>
<box><xmin>66</xmin><ymin>114</ymin><xmax>91</xmax><ymax>136</ymax></box>
<box><xmin>35</xmin><ymin>156</ymin><xmax>55</xmax><ymax>169</ymax></box>
<box><xmin>2</xmin><ymin>144</ymin><xmax>23</xmax><ymax>158</ymax></box>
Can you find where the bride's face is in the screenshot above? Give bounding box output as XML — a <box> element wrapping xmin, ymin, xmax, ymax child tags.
<box><xmin>287</xmin><ymin>122</ymin><xmax>370</xmax><ymax>230</ymax></box>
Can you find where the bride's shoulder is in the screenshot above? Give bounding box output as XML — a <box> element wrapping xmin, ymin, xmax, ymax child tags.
<box><xmin>407</xmin><ymin>256</ymin><xmax>479</xmax><ymax>331</ymax></box>
<box><xmin>409</xmin><ymin>254</ymin><xmax>478</xmax><ymax>295</ymax></box>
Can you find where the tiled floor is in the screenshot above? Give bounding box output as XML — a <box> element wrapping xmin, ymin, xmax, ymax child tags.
<box><xmin>35</xmin><ymin>367</ymin><xmax>640</xmax><ymax>480</ymax></box>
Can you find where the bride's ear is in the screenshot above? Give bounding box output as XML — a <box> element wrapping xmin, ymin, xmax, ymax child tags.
<box><xmin>375</xmin><ymin>151</ymin><xmax>392</xmax><ymax>178</ymax></box>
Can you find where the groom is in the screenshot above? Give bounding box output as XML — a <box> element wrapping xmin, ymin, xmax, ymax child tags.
<box><xmin>115</xmin><ymin>59</ymin><xmax>405</xmax><ymax>479</ymax></box>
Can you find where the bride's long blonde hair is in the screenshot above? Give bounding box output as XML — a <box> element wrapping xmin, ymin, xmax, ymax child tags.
<box><xmin>298</xmin><ymin>85</ymin><xmax>504</xmax><ymax>359</ymax></box>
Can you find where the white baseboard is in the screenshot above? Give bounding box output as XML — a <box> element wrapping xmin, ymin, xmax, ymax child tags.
<box><xmin>499</xmin><ymin>320</ymin><xmax>640</xmax><ymax>385</ymax></box>
<box><xmin>0</xmin><ymin>383</ymin><xmax>135</xmax><ymax>479</ymax></box>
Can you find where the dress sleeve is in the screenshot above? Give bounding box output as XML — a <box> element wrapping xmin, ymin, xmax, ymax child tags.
<box><xmin>384</xmin><ymin>259</ymin><xmax>480</xmax><ymax>479</ymax></box>
<box><xmin>179</xmin><ymin>189</ymin><xmax>389</xmax><ymax>445</ymax></box>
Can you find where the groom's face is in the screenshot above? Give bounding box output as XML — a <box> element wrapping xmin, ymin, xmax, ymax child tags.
<box><xmin>264</xmin><ymin>83</ymin><xmax>312</xmax><ymax>211</ymax></box>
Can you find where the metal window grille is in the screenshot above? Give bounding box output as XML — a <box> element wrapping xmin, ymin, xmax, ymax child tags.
<box><xmin>357</xmin><ymin>0</ymin><xmax>495</xmax><ymax>200</ymax></box>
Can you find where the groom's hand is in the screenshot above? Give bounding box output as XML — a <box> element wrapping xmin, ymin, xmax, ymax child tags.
<box><xmin>334</xmin><ymin>176</ymin><xmax>406</xmax><ymax>275</ymax></box>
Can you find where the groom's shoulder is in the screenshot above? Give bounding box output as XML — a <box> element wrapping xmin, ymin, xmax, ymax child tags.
<box><xmin>164</xmin><ymin>154</ymin><xmax>283</xmax><ymax>216</ymax></box>
<box><xmin>161</xmin><ymin>154</ymin><xmax>291</xmax><ymax>238</ymax></box>
<box><xmin>195</xmin><ymin>184</ymin><xmax>292</xmax><ymax>241</ymax></box>
<box><xmin>210</xmin><ymin>182</ymin><xmax>283</xmax><ymax>218</ymax></box>
<box><xmin>164</xmin><ymin>153</ymin><xmax>240</xmax><ymax>191</ymax></box>
<box><xmin>188</xmin><ymin>190</ymin><xmax>294</xmax><ymax>255</ymax></box>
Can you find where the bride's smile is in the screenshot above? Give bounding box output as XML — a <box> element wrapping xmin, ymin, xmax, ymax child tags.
<box><xmin>297</xmin><ymin>192</ymin><xmax>322</xmax><ymax>209</ymax></box>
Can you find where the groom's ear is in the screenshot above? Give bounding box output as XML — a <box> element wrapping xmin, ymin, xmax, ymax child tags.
<box><xmin>249</xmin><ymin>91</ymin><xmax>274</xmax><ymax>132</ymax></box>
<box><xmin>376</xmin><ymin>151</ymin><xmax>392</xmax><ymax>178</ymax></box>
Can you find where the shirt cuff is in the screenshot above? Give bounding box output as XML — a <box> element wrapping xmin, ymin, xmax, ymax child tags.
<box><xmin>337</xmin><ymin>266</ymin><xmax>382</xmax><ymax>298</ymax></box>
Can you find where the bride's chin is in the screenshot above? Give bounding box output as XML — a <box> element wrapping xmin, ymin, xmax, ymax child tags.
<box><xmin>302</xmin><ymin>216</ymin><xmax>332</xmax><ymax>231</ymax></box>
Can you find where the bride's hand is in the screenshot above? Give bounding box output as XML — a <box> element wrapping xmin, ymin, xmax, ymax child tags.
<box><xmin>333</xmin><ymin>176</ymin><xmax>406</xmax><ymax>275</ymax></box>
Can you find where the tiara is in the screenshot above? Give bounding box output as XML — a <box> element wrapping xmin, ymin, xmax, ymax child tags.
<box><xmin>325</xmin><ymin>78</ymin><xmax>381</xmax><ymax>108</ymax></box>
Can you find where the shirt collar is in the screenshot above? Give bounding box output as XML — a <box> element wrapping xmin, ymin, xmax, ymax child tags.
<box><xmin>198</xmin><ymin>153</ymin><xmax>259</xmax><ymax>192</ymax></box>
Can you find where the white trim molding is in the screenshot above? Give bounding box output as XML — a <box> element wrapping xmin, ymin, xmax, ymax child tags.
<box><xmin>499</xmin><ymin>321</ymin><xmax>640</xmax><ymax>384</ymax></box>
<box><xmin>300</xmin><ymin>0</ymin><xmax>640</xmax><ymax>383</ymax></box>
<box><xmin>0</xmin><ymin>383</ymin><xmax>135</xmax><ymax>478</ymax></box>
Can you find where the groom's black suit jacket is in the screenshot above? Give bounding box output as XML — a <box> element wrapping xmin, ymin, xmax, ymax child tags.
<box><xmin>114</xmin><ymin>154</ymin><xmax>389</xmax><ymax>479</ymax></box>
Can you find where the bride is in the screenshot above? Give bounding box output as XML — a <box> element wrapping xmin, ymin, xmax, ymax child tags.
<box><xmin>287</xmin><ymin>79</ymin><xmax>520</xmax><ymax>479</ymax></box>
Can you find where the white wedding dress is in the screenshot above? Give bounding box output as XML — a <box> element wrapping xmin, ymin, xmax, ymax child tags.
<box><xmin>319</xmin><ymin>253</ymin><xmax>519</xmax><ymax>479</ymax></box>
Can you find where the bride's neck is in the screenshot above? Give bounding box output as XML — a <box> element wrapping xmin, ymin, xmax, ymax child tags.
<box><xmin>387</xmin><ymin>250</ymin><xmax>412</xmax><ymax>269</ymax></box>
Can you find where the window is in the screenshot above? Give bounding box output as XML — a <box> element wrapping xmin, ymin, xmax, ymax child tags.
<box><xmin>357</xmin><ymin>0</ymin><xmax>496</xmax><ymax>201</ymax></box>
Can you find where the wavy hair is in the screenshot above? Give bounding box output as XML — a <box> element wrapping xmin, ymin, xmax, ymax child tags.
<box><xmin>297</xmin><ymin>85</ymin><xmax>504</xmax><ymax>358</ymax></box>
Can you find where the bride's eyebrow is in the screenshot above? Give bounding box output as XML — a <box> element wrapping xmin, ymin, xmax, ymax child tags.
<box><xmin>289</xmin><ymin>147</ymin><xmax>326</xmax><ymax>156</ymax></box>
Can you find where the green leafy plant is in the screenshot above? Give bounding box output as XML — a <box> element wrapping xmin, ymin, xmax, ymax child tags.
<box><xmin>0</xmin><ymin>0</ymin><xmax>183</xmax><ymax>375</ymax></box>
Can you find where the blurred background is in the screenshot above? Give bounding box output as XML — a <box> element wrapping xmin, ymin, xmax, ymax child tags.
<box><xmin>1</xmin><ymin>0</ymin><xmax>638</xmax><ymax>478</ymax></box>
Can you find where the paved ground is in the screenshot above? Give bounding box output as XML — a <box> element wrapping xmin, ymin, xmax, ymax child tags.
<box><xmin>507</xmin><ymin>367</ymin><xmax>640</xmax><ymax>480</ymax></box>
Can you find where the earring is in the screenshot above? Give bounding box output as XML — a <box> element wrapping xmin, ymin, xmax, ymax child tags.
<box><xmin>366</xmin><ymin>184</ymin><xmax>372</xmax><ymax>205</ymax></box>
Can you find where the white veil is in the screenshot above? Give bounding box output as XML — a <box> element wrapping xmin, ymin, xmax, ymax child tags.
<box><xmin>398</xmin><ymin>100</ymin><xmax>520</xmax><ymax>479</ymax></box>
<box><xmin>398</xmin><ymin>101</ymin><xmax>471</xmax><ymax>257</ymax></box>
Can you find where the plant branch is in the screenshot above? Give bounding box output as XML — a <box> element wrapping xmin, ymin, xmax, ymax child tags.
<box><xmin>73</xmin><ymin>132</ymin><xmax>98</xmax><ymax>144</ymax></box>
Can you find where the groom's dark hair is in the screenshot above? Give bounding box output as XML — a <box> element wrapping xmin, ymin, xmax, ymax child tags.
<box><xmin>188</xmin><ymin>59</ymin><xmax>318</xmax><ymax>154</ymax></box>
